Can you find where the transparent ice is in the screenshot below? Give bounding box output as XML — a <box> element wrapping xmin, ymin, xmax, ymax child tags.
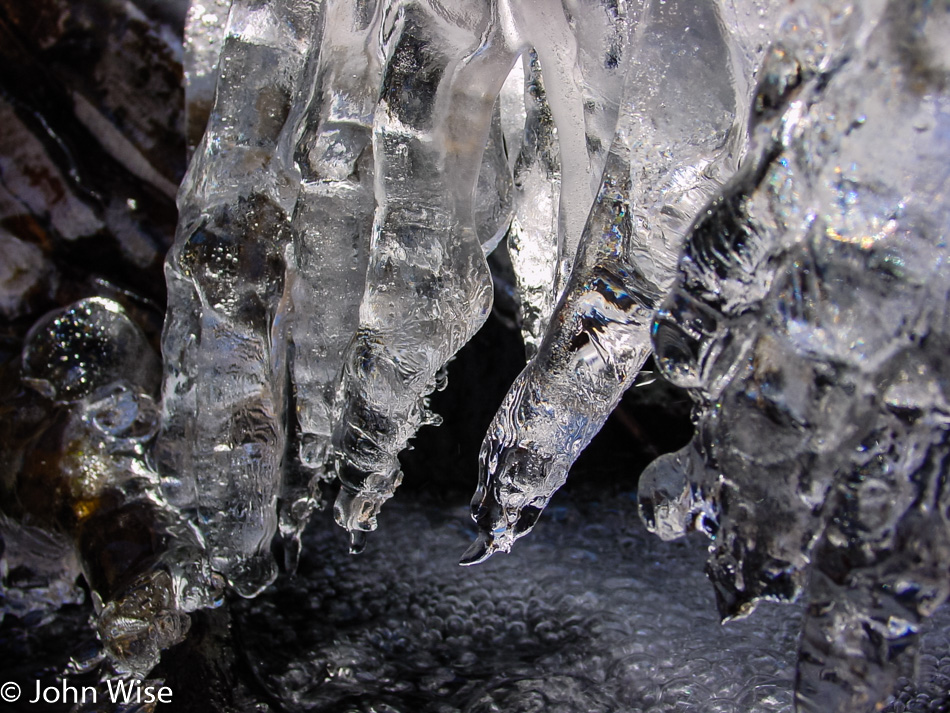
<box><xmin>2</xmin><ymin>298</ymin><xmax>222</xmax><ymax>677</ymax></box>
<box><xmin>465</xmin><ymin>0</ymin><xmax>779</xmax><ymax>563</ymax></box>
<box><xmin>643</xmin><ymin>2</ymin><xmax>950</xmax><ymax>710</ymax></box>
<box><xmin>160</xmin><ymin>0</ymin><xmax>950</xmax><ymax>708</ymax></box>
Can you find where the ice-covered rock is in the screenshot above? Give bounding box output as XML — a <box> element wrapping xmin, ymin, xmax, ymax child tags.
<box><xmin>1</xmin><ymin>298</ymin><xmax>221</xmax><ymax>677</ymax></box>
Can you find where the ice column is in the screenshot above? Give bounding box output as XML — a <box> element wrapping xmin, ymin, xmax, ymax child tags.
<box><xmin>157</xmin><ymin>0</ymin><xmax>320</xmax><ymax>596</ymax></box>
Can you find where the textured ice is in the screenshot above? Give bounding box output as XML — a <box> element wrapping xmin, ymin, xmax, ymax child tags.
<box><xmin>158</xmin><ymin>1</ymin><xmax>950</xmax><ymax>708</ymax></box>
<box><xmin>162</xmin><ymin>0</ymin><xmax>654</xmax><ymax>555</ymax></box>
<box><xmin>157</xmin><ymin>0</ymin><xmax>321</xmax><ymax>594</ymax></box>
<box><xmin>235</xmin><ymin>497</ymin><xmax>804</xmax><ymax>713</ymax></box>
<box><xmin>2</xmin><ymin>298</ymin><xmax>221</xmax><ymax>677</ymax></box>
<box><xmin>466</xmin><ymin>0</ymin><xmax>774</xmax><ymax>563</ymax></box>
<box><xmin>642</xmin><ymin>1</ymin><xmax>950</xmax><ymax>710</ymax></box>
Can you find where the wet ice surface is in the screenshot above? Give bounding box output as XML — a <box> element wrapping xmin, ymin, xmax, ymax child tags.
<box><xmin>233</xmin><ymin>494</ymin><xmax>950</xmax><ymax>713</ymax></box>
<box><xmin>236</xmin><ymin>495</ymin><xmax>803</xmax><ymax>713</ymax></box>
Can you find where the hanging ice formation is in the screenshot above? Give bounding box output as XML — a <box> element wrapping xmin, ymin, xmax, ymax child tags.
<box><xmin>465</xmin><ymin>0</ymin><xmax>777</xmax><ymax>563</ymax></box>
<box><xmin>3</xmin><ymin>0</ymin><xmax>949</xmax><ymax>708</ymax></box>
<box><xmin>159</xmin><ymin>0</ymin><xmax>664</xmax><ymax>571</ymax></box>
<box><xmin>153</xmin><ymin>0</ymin><xmax>950</xmax><ymax>707</ymax></box>
<box><xmin>641</xmin><ymin>3</ymin><xmax>950</xmax><ymax>711</ymax></box>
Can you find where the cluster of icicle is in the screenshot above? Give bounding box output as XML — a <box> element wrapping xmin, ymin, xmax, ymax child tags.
<box><xmin>5</xmin><ymin>0</ymin><xmax>949</xmax><ymax>709</ymax></box>
<box><xmin>163</xmin><ymin>0</ymin><xmax>780</xmax><ymax>593</ymax></box>
<box><xmin>164</xmin><ymin>1</ymin><xmax>950</xmax><ymax>709</ymax></box>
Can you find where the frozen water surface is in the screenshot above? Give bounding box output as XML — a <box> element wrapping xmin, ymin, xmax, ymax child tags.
<box><xmin>234</xmin><ymin>496</ymin><xmax>804</xmax><ymax>713</ymax></box>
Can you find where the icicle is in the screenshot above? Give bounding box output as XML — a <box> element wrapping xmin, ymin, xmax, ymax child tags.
<box><xmin>156</xmin><ymin>0</ymin><xmax>322</xmax><ymax>596</ymax></box>
<box><xmin>280</xmin><ymin>0</ymin><xmax>381</xmax><ymax>567</ymax></box>
<box><xmin>465</xmin><ymin>0</ymin><xmax>756</xmax><ymax>563</ymax></box>
<box><xmin>330</xmin><ymin>0</ymin><xmax>519</xmax><ymax>547</ymax></box>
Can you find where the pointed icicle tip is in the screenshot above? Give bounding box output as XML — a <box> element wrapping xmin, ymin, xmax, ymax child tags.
<box><xmin>349</xmin><ymin>530</ymin><xmax>367</xmax><ymax>555</ymax></box>
<box><xmin>283</xmin><ymin>535</ymin><xmax>302</xmax><ymax>575</ymax></box>
<box><xmin>459</xmin><ymin>531</ymin><xmax>494</xmax><ymax>566</ymax></box>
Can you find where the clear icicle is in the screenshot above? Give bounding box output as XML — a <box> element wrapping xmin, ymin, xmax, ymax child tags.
<box><xmin>283</xmin><ymin>0</ymin><xmax>515</xmax><ymax>557</ymax></box>
<box><xmin>331</xmin><ymin>0</ymin><xmax>518</xmax><ymax>549</ymax></box>
<box><xmin>465</xmin><ymin>0</ymin><xmax>755</xmax><ymax>563</ymax></box>
<box><xmin>281</xmin><ymin>0</ymin><xmax>380</xmax><ymax>562</ymax></box>
<box><xmin>498</xmin><ymin>57</ymin><xmax>526</xmax><ymax>171</ymax></box>
<box><xmin>157</xmin><ymin>0</ymin><xmax>320</xmax><ymax>596</ymax></box>
<box><xmin>506</xmin><ymin>0</ymin><xmax>632</xmax><ymax>359</ymax></box>
<box><xmin>509</xmin><ymin>2</ymin><xmax>601</xmax><ymax>302</ymax></box>
<box><xmin>504</xmin><ymin>0</ymin><xmax>631</xmax><ymax>343</ymax></box>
